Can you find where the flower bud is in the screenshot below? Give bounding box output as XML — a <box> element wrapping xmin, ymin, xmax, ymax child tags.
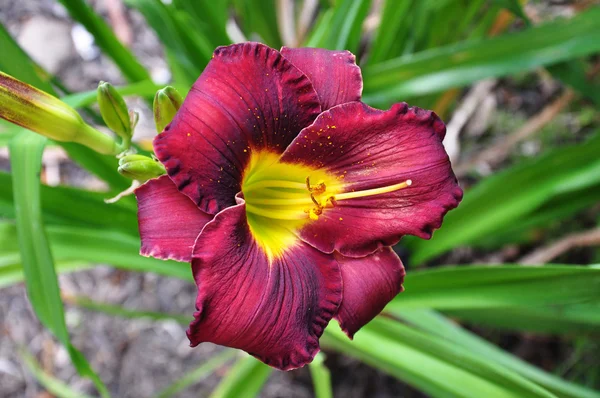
<box><xmin>153</xmin><ymin>86</ymin><xmax>183</xmax><ymax>133</ymax></box>
<box><xmin>97</xmin><ymin>81</ymin><xmax>131</xmax><ymax>141</ymax></box>
<box><xmin>118</xmin><ymin>154</ymin><xmax>166</xmax><ymax>182</ymax></box>
<box><xmin>0</xmin><ymin>71</ymin><xmax>119</xmax><ymax>155</ymax></box>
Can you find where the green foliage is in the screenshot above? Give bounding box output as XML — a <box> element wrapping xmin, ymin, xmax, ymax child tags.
<box><xmin>20</xmin><ymin>349</ymin><xmax>96</xmax><ymax>398</ymax></box>
<box><xmin>9</xmin><ymin>132</ymin><xmax>109</xmax><ymax>397</ymax></box>
<box><xmin>406</xmin><ymin>132</ymin><xmax>600</xmax><ymax>264</ymax></box>
<box><xmin>155</xmin><ymin>350</ymin><xmax>237</xmax><ymax>398</ymax></box>
<box><xmin>312</xmin><ymin>0</ymin><xmax>373</xmax><ymax>53</ymax></box>
<box><xmin>57</xmin><ymin>0</ymin><xmax>150</xmax><ymax>83</ymax></box>
<box><xmin>209</xmin><ymin>355</ymin><xmax>272</xmax><ymax>398</ymax></box>
<box><xmin>363</xmin><ymin>7</ymin><xmax>600</xmax><ymax>104</ymax></box>
<box><xmin>323</xmin><ymin>320</ymin><xmax>556</xmax><ymax>398</ymax></box>
<box><xmin>309</xmin><ymin>353</ymin><xmax>333</xmax><ymax>398</ymax></box>
<box><xmin>388</xmin><ymin>264</ymin><xmax>600</xmax><ymax>310</ymax></box>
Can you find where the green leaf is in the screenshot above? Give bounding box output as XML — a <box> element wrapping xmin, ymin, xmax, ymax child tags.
<box><xmin>322</xmin><ymin>320</ymin><xmax>556</xmax><ymax>398</ymax></box>
<box><xmin>395</xmin><ymin>310</ymin><xmax>600</xmax><ymax>398</ymax></box>
<box><xmin>444</xmin><ymin>303</ymin><xmax>600</xmax><ymax>335</ymax></box>
<box><xmin>70</xmin><ymin>296</ymin><xmax>190</xmax><ymax>325</ymax></box>
<box><xmin>367</xmin><ymin>0</ymin><xmax>414</xmax><ymax>64</ymax></box>
<box><xmin>387</xmin><ymin>264</ymin><xmax>600</xmax><ymax>310</ymax></box>
<box><xmin>0</xmin><ymin>23</ymin><xmax>53</xmax><ymax>91</ymax></box>
<box><xmin>406</xmin><ymin>132</ymin><xmax>600</xmax><ymax>264</ymax></box>
<box><xmin>549</xmin><ymin>60</ymin><xmax>600</xmax><ymax>107</ymax></box>
<box><xmin>124</xmin><ymin>0</ymin><xmax>215</xmax><ymax>85</ymax></box>
<box><xmin>232</xmin><ymin>0</ymin><xmax>282</xmax><ymax>48</ymax></box>
<box><xmin>172</xmin><ymin>0</ymin><xmax>230</xmax><ymax>46</ymax></box>
<box><xmin>0</xmin><ymin>23</ymin><xmax>129</xmax><ymax>190</ymax></box>
<box><xmin>0</xmin><ymin>172</ymin><xmax>138</xmax><ymax>235</ymax></box>
<box><xmin>312</xmin><ymin>0</ymin><xmax>372</xmax><ymax>53</ymax></box>
<box><xmin>155</xmin><ymin>350</ymin><xmax>237</xmax><ymax>398</ymax></box>
<box><xmin>303</xmin><ymin>9</ymin><xmax>335</xmax><ymax>47</ymax></box>
<box><xmin>475</xmin><ymin>184</ymin><xmax>600</xmax><ymax>248</ymax></box>
<box><xmin>209</xmin><ymin>355</ymin><xmax>272</xmax><ymax>398</ymax></box>
<box><xmin>309</xmin><ymin>353</ymin><xmax>333</xmax><ymax>398</ymax></box>
<box><xmin>362</xmin><ymin>8</ymin><xmax>600</xmax><ymax>104</ymax></box>
<box><xmin>57</xmin><ymin>0</ymin><xmax>150</xmax><ymax>83</ymax></box>
<box><xmin>9</xmin><ymin>131</ymin><xmax>109</xmax><ymax>397</ymax></box>
<box><xmin>0</xmin><ymin>222</ymin><xmax>192</xmax><ymax>287</ymax></box>
<box><xmin>20</xmin><ymin>349</ymin><xmax>96</xmax><ymax>398</ymax></box>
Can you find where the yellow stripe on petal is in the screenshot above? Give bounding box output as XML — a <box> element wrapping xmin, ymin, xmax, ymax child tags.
<box><xmin>242</xmin><ymin>151</ymin><xmax>341</xmax><ymax>259</ymax></box>
<box><xmin>242</xmin><ymin>150</ymin><xmax>413</xmax><ymax>260</ymax></box>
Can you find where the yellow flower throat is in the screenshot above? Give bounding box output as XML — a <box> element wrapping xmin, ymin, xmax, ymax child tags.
<box><xmin>241</xmin><ymin>151</ymin><xmax>411</xmax><ymax>260</ymax></box>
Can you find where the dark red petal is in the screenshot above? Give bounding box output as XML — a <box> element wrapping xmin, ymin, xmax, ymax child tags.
<box><xmin>154</xmin><ymin>43</ymin><xmax>321</xmax><ymax>214</ymax></box>
<box><xmin>135</xmin><ymin>175</ymin><xmax>212</xmax><ymax>262</ymax></box>
<box><xmin>335</xmin><ymin>248</ymin><xmax>405</xmax><ymax>338</ymax></box>
<box><xmin>281</xmin><ymin>47</ymin><xmax>363</xmax><ymax>110</ymax></box>
<box><xmin>281</xmin><ymin>101</ymin><xmax>463</xmax><ymax>257</ymax></box>
<box><xmin>187</xmin><ymin>200</ymin><xmax>342</xmax><ymax>370</ymax></box>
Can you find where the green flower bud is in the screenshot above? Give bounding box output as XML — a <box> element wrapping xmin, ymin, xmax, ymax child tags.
<box><xmin>153</xmin><ymin>86</ymin><xmax>183</xmax><ymax>133</ymax></box>
<box><xmin>118</xmin><ymin>154</ymin><xmax>166</xmax><ymax>182</ymax></box>
<box><xmin>97</xmin><ymin>81</ymin><xmax>131</xmax><ymax>141</ymax></box>
<box><xmin>0</xmin><ymin>71</ymin><xmax>119</xmax><ymax>155</ymax></box>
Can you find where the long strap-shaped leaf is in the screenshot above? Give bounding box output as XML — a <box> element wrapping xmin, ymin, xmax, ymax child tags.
<box><xmin>209</xmin><ymin>355</ymin><xmax>272</xmax><ymax>398</ymax></box>
<box><xmin>362</xmin><ymin>7</ymin><xmax>600</xmax><ymax>104</ymax></box>
<box><xmin>57</xmin><ymin>0</ymin><xmax>150</xmax><ymax>83</ymax></box>
<box><xmin>406</xmin><ymin>131</ymin><xmax>600</xmax><ymax>264</ymax></box>
<box><xmin>0</xmin><ymin>23</ymin><xmax>129</xmax><ymax>191</ymax></box>
<box><xmin>19</xmin><ymin>349</ymin><xmax>96</xmax><ymax>398</ymax></box>
<box><xmin>311</xmin><ymin>0</ymin><xmax>372</xmax><ymax>53</ymax></box>
<box><xmin>397</xmin><ymin>309</ymin><xmax>600</xmax><ymax>398</ymax></box>
<box><xmin>322</xmin><ymin>320</ymin><xmax>557</xmax><ymax>398</ymax></box>
<box><xmin>9</xmin><ymin>131</ymin><xmax>109</xmax><ymax>398</ymax></box>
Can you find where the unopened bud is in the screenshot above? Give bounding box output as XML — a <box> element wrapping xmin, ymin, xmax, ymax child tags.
<box><xmin>118</xmin><ymin>154</ymin><xmax>166</xmax><ymax>182</ymax></box>
<box><xmin>153</xmin><ymin>86</ymin><xmax>183</xmax><ymax>133</ymax></box>
<box><xmin>0</xmin><ymin>71</ymin><xmax>119</xmax><ymax>155</ymax></box>
<box><xmin>97</xmin><ymin>81</ymin><xmax>131</xmax><ymax>141</ymax></box>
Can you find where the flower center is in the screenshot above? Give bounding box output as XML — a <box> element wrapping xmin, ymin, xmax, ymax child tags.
<box><xmin>241</xmin><ymin>151</ymin><xmax>411</xmax><ymax>259</ymax></box>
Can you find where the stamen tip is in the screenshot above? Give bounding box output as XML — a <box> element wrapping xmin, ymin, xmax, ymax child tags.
<box><xmin>406</xmin><ymin>179</ymin><xmax>412</xmax><ymax>186</ymax></box>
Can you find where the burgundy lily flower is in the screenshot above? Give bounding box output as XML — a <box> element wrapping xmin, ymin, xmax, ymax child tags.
<box><xmin>135</xmin><ymin>43</ymin><xmax>462</xmax><ymax>370</ymax></box>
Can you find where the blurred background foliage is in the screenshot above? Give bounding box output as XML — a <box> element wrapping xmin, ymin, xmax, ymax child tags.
<box><xmin>0</xmin><ymin>0</ymin><xmax>599</xmax><ymax>397</ymax></box>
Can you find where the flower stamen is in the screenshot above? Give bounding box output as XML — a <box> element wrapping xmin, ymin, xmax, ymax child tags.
<box><xmin>334</xmin><ymin>180</ymin><xmax>412</xmax><ymax>201</ymax></box>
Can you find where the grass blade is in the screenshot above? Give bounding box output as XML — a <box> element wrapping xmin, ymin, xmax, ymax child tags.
<box><xmin>209</xmin><ymin>355</ymin><xmax>272</xmax><ymax>398</ymax></box>
<box><xmin>444</xmin><ymin>304</ymin><xmax>600</xmax><ymax>335</ymax></box>
<box><xmin>387</xmin><ymin>264</ymin><xmax>600</xmax><ymax>310</ymax></box>
<box><xmin>124</xmin><ymin>0</ymin><xmax>215</xmax><ymax>85</ymax></box>
<box><xmin>367</xmin><ymin>0</ymin><xmax>414</xmax><ymax>64</ymax></box>
<box><xmin>322</xmin><ymin>321</ymin><xmax>556</xmax><ymax>398</ymax></box>
<box><xmin>9</xmin><ymin>131</ymin><xmax>109</xmax><ymax>397</ymax></box>
<box><xmin>406</xmin><ymin>132</ymin><xmax>600</xmax><ymax>264</ymax></box>
<box><xmin>395</xmin><ymin>310</ymin><xmax>600</xmax><ymax>398</ymax></box>
<box><xmin>0</xmin><ymin>172</ymin><xmax>138</xmax><ymax>236</ymax></box>
<box><xmin>0</xmin><ymin>222</ymin><xmax>192</xmax><ymax>287</ymax></box>
<box><xmin>315</xmin><ymin>0</ymin><xmax>372</xmax><ymax>53</ymax></box>
<box><xmin>309</xmin><ymin>353</ymin><xmax>333</xmax><ymax>398</ymax></box>
<box><xmin>57</xmin><ymin>0</ymin><xmax>150</xmax><ymax>83</ymax></box>
<box><xmin>232</xmin><ymin>0</ymin><xmax>282</xmax><ymax>48</ymax></box>
<box><xmin>20</xmin><ymin>349</ymin><xmax>96</xmax><ymax>398</ymax></box>
<box><xmin>0</xmin><ymin>22</ymin><xmax>129</xmax><ymax>190</ymax></box>
<box><xmin>362</xmin><ymin>8</ymin><xmax>600</xmax><ymax>104</ymax></box>
<box><xmin>155</xmin><ymin>350</ymin><xmax>237</xmax><ymax>398</ymax></box>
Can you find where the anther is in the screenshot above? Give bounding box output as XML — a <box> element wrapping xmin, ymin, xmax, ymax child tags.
<box><xmin>310</xmin><ymin>194</ymin><xmax>321</xmax><ymax>207</ymax></box>
<box><xmin>305</xmin><ymin>176</ymin><xmax>327</xmax><ymax>195</ymax></box>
